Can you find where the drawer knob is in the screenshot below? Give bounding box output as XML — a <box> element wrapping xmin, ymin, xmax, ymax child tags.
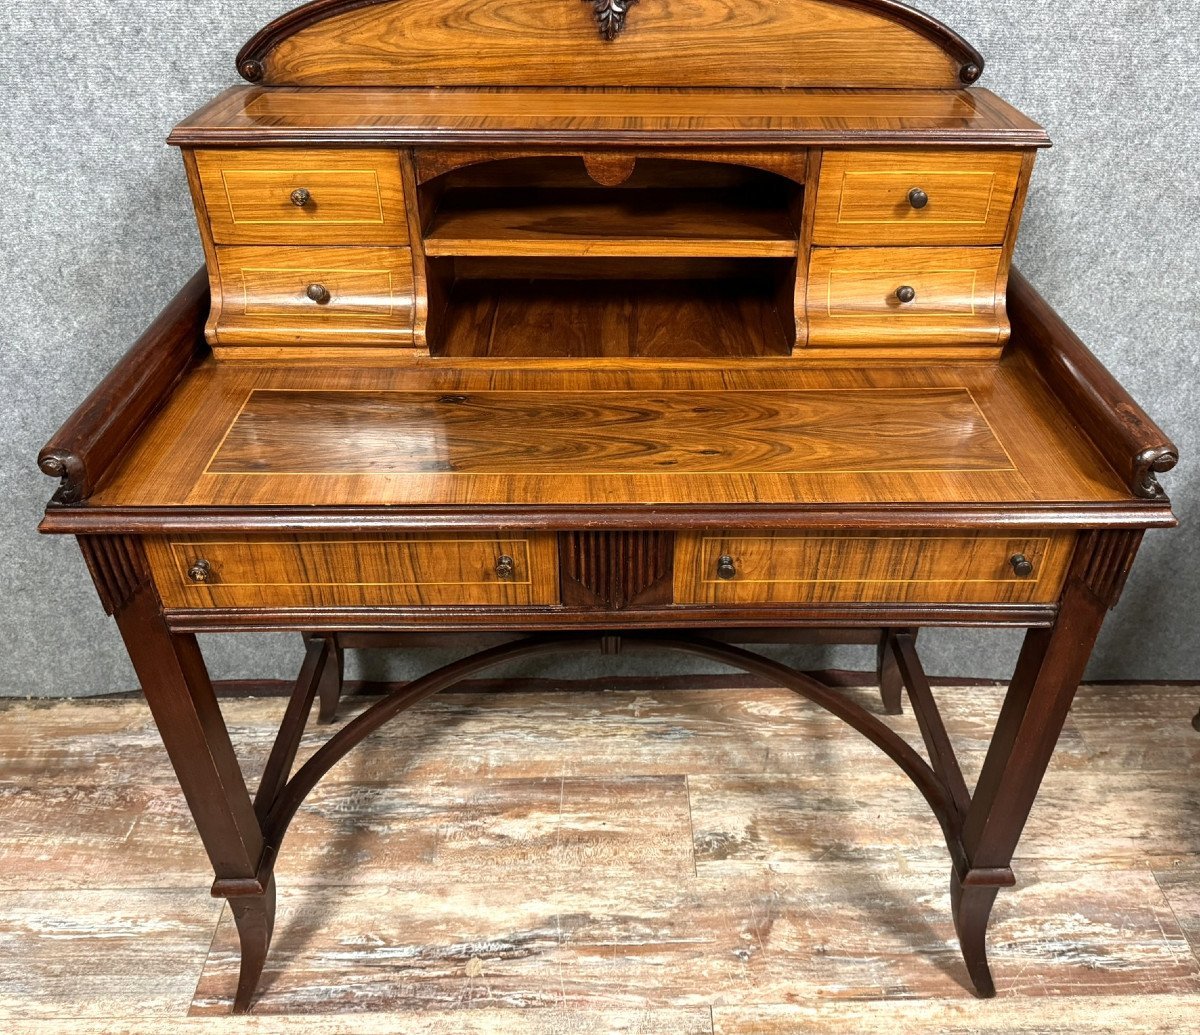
<box><xmin>290</xmin><ymin>188</ymin><xmax>312</xmax><ymax>207</ymax></box>
<box><xmin>1010</xmin><ymin>554</ymin><xmax>1035</xmax><ymax>578</ymax></box>
<box><xmin>306</xmin><ymin>283</ymin><xmax>332</xmax><ymax>305</ymax></box>
<box><xmin>495</xmin><ymin>555</ymin><xmax>516</xmax><ymax>580</ymax></box>
<box><xmin>896</xmin><ymin>285</ymin><xmax>917</xmax><ymax>304</ymax></box>
<box><xmin>908</xmin><ymin>187</ymin><xmax>930</xmax><ymax>210</ymax></box>
<box><xmin>187</xmin><ymin>559</ymin><xmax>213</xmax><ymax>584</ymax></box>
<box><xmin>716</xmin><ymin>555</ymin><xmax>737</xmax><ymax>580</ymax></box>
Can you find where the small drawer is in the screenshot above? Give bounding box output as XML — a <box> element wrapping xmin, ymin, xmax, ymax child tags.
<box><xmin>193</xmin><ymin>148</ymin><xmax>409</xmax><ymax>246</ymax></box>
<box><xmin>806</xmin><ymin>246</ymin><xmax>1006</xmax><ymax>349</ymax></box>
<box><xmin>147</xmin><ymin>534</ymin><xmax>561</xmax><ymax>610</ymax></box>
<box><xmin>211</xmin><ymin>245</ymin><xmax>416</xmax><ymax>346</ymax></box>
<box><xmin>813</xmin><ymin>150</ymin><xmax>1025</xmax><ymax>246</ymax></box>
<box><xmin>674</xmin><ymin>531</ymin><xmax>1073</xmax><ymax>605</ymax></box>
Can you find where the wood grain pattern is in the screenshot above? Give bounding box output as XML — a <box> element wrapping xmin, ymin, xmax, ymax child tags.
<box><xmin>423</xmin><ymin>187</ymin><xmax>798</xmax><ymax>258</ymax></box>
<box><xmin>416</xmin><ymin>148</ymin><xmax>811</xmax><ymax>187</ymax></box>
<box><xmin>210</xmin><ymin>245</ymin><xmax>416</xmax><ymax>347</ymax></box>
<box><xmin>435</xmin><ymin>276</ymin><xmax>793</xmax><ymax>358</ymax></box>
<box><xmin>674</xmin><ymin>531</ymin><xmax>1073</xmax><ymax>605</ymax></box>
<box><xmin>76</xmin><ymin>361</ymin><xmax>1134</xmax><ymax>511</ymax></box>
<box><xmin>145</xmin><ymin>533</ymin><xmax>561</xmax><ymax>609</ymax></box>
<box><xmin>207</xmin><ymin>386</ymin><xmax>1010</xmax><ymax>478</ymax></box>
<box><xmin>806</xmin><ymin>246</ymin><xmax>1006</xmax><ymax>349</ymax></box>
<box><xmin>193</xmin><ymin>148</ymin><xmax>408</xmax><ymax>246</ymax></box>
<box><xmin>169</xmin><ymin>87</ymin><xmax>1049</xmax><ymax>149</ymax></box>
<box><xmin>813</xmin><ymin>150</ymin><xmax>1025</xmax><ymax>246</ymax></box>
<box><xmin>243</xmin><ymin>0</ymin><xmax>978</xmax><ymax>90</ymax></box>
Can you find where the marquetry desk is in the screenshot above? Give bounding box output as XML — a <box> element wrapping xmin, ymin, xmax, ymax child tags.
<box><xmin>39</xmin><ymin>0</ymin><xmax>1178</xmax><ymax>1014</ymax></box>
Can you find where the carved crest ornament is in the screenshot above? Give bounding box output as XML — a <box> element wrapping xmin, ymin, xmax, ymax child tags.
<box><xmin>585</xmin><ymin>0</ymin><xmax>638</xmax><ymax>40</ymax></box>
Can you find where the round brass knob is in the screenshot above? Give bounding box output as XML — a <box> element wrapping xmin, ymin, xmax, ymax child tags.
<box><xmin>1010</xmin><ymin>554</ymin><xmax>1035</xmax><ymax>578</ymax></box>
<box><xmin>187</xmin><ymin>559</ymin><xmax>213</xmax><ymax>584</ymax></box>
<box><xmin>716</xmin><ymin>555</ymin><xmax>737</xmax><ymax>580</ymax></box>
<box><xmin>290</xmin><ymin>188</ymin><xmax>312</xmax><ymax>207</ymax></box>
<box><xmin>896</xmin><ymin>286</ymin><xmax>917</xmax><ymax>304</ymax></box>
<box><xmin>495</xmin><ymin>555</ymin><xmax>516</xmax><ymax>580</ymax></box>
<box><xmin>306</xmin><ymin>283</ymin><xmax>332</xmax><ymax>305</ymax></box>
<box><xmin>908</xmin><ymin>187</ymin><xmax>930</xmax><ymax>210</ymax></box>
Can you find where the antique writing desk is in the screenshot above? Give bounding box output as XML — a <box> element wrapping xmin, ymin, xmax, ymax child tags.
<box><xmin>38</xmin><ymin>0</ymin><xmax>1179</xmax><ymax>1014</ymax></box>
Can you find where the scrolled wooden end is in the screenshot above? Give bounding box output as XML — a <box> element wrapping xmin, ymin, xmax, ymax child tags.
<box><xmin>38</xmin><ymin>449</ymin><xmax>87</xmax><ymax>506</ymax></box>
<box><xmin>1134</xmin><ymin>446</ymin><xmax>1179</xmax><ymax>500</ymax></box>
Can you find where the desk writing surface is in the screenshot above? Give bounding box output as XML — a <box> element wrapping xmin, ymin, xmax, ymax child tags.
<box><xmin>91</xmin><ymin>356</ymin><xmax>1128</xmax><ymax>510</ymax></box>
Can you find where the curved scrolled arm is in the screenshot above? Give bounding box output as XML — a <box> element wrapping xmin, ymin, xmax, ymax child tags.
<box><xmin>39</xmin><ymin>268</ymin><xmax>210</xmax><ymax>506</ymax></box>
<box><xmin>1008</xmin><ymin>268</ymin><xmax>1178</xmax><ymax>502</ymax></box>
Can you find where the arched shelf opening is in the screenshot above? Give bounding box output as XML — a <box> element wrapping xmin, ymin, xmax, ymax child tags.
<box><xmin>418</xmin><ymin>153</ymin><xmax>805</xmax><ymax>358</ymax></box>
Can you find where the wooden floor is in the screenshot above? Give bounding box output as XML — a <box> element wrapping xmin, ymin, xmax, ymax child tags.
<box><xmin>2</xmin><ymin>676</ymin><xmax>1199</xmax><ymax>1033</ymax></box>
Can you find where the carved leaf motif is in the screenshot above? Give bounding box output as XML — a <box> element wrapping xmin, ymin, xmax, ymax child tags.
<box><xmin>584</xmin><ymin>0</ymin><xmax>639</xmax><ymax>41</ymax></box>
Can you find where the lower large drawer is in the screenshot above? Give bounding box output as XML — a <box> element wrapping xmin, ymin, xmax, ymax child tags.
<box><xmin>147</xmin><ymin>534</ymin><xmax>560</xmax><ymax>609</ymax></box>
<box><xmin>674</xmin><ymin>531</ymin><xmax>1073</xmax><ymax>605</ymax></box>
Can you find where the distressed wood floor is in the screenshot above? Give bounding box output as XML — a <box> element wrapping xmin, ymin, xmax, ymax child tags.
<box><xmin>2</xmin><ymin>678</ymin><xmax>1199</xmax><ymax>1033</ymax></box>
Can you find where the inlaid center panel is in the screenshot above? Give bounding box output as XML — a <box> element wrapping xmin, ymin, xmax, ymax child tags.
<box><xmin>208</xmin><ymin>387</ymin><xmax>1012</xmax><ymax>476</ymax></box>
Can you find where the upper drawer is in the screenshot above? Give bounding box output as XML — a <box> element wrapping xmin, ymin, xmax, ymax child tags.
<box><xmin>193</xmin><ymin>149</ymin><xmax>409</xmax><ymax>245</ymax></box>
<box><xmin>674</xmin><ymin>531</ymin><xmax>1074</xmax><ymax>606</ymax></box>
<box><xmin>147</xmin><ymin>534</ymin><xmax>560</xmax><ymax>610</ymax></box>
<box><xmin>813</xmin><ymin>150</ymin><xmax>1025</xmax><ymax>246</ymax></box>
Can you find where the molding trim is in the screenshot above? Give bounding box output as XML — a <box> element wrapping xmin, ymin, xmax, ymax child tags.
<box><xmin>77</xmin><ymin>536</ymin><xmax>151</xmax><ymax>616</ymax></box>
<box><xmin>1075</xmin><ymin>529</ymin><xmax>1144</xmax><ymax>610</ymax></box>
<box><xmin>560</xmin><ymin>531</ymin><xmax>674</xmax><ymax>609</ymax></box>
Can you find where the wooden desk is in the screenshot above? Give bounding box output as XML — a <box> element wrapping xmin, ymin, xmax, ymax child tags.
<box><xmin>38</xmin><ymin>0</ymin><xmax>1177</xmax><ymax>1014</ymax></box>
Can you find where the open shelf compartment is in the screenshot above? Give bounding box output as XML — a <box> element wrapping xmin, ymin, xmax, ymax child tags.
<box><xmin>418</xmin><ymin>155</ymin><xmax>803</xmax><ymax>359</ymax></box>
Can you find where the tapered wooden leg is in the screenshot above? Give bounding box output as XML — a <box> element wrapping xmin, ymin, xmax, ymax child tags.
<box><xmin>877</xmin><ymin>628</ymin><xmax>913</xmax><ymax>715</ymax></box>
<box><xmin>113</xmin><ymin>576</ymin><xmax>271</xmax><ymax>1014</ymax></box>
<box><xmin>952</xmin><ymin>532</ymin><xmax>1134</xmax><ymax>997</ymax></box>
<box><xmin>306</xmin><ymin>633</ymin><xmax>345</xmax><ymax>724</ymax></box>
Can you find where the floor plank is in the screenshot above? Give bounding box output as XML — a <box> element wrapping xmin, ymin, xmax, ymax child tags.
<box><xmin>0</xmin><ymin>890</ymin><xmax>221</xmax><ymax>1019</ymax></box>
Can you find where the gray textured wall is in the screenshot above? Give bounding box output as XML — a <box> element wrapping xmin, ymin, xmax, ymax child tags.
<box><xmin>2</xmin><ymin>2</ymin><xmax>1197</xmax><ymax>697</ymax></box>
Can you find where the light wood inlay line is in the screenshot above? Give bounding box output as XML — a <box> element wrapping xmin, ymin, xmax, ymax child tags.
<box><xmin>219</xmin><ymin>168</ymin><xmax>387</xmax><ymax>225</ymax></box>
<box><xmin>836</xmin><ymin>170</ymin><xmax>999</xmax><ymax>226</ymax></box>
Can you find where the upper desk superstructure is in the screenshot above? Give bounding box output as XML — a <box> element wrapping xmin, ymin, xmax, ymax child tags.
<box><xmin>38</xmin><ymin>0</ymin><xmax>1180</xmax><ymax>1016</ymax></box>
<box><xmin>168</xmin><ymin>0</ymin><xmax>1045</xmax><ymax>363</ymax></box>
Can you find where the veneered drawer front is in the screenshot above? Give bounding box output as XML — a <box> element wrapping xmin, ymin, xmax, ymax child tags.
<box><xmin>674</xmin><ymin>532</ymin><xmax>1073</xmax><ymax>605</ymax></box>
<box><xmin>813</xmin><ymin>150</ymin><xmax>1025</xmax><ymax>246</ymax></box>
<box><xmin>194</xmin><ymin>149</ymin><xmax>408</xmax><ymax>245</ymax></box>
<box><xmin>806</xmin><ymin>246</ymin><xmax>1005</xmax><ymax>349</ymax></box>
<box><xmin>148</xmin><ymin>534</ymin><xmax>561</xmax><ymax>610</ymax></box>
<box><xmin>212</xmin><ymin>245</ymin><xmax>416</xmax><ymax>346</ymax></box>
